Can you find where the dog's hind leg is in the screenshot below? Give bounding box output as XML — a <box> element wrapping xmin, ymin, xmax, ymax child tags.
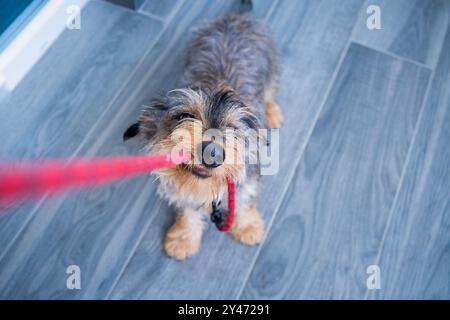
<box><xmin>164</xmin><ymin>207</ymin><xmax>204</xmax><ymax>260</ymax></box>
<box><xmin>264</xmin><ymin>87</ymin><xmax>283</xmax><ymax>129</ymax></box>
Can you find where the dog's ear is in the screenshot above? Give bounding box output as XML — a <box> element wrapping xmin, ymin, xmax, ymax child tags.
<box><xmin>123</xmin><ymin>101</ymin><xmax>169</xmax><ymax>142</ymax></box>
<box><xmin>123</xmin><ymin>123</ymin><xmax>140</xmax><ymax>141</ymax></box>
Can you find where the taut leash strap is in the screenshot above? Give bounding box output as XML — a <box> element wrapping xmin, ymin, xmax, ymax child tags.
<box><xmin>0</xmin><ymin>154</ymin><xmax>187</xmax><ymax>203</ymax></box>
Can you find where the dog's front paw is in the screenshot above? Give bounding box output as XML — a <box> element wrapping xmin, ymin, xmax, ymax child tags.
<box><xmin>231</xmin><ymin>207</ymin><xmax>265</xmax><ymax>245</ymax></box>
<box><xmin>164</xmin><ymin>223</ymin><xmax>201</xmax><ymax>260</ymax></box>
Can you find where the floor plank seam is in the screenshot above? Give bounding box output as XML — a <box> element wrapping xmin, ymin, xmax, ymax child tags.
<box><xmin>137</xmin><ymin>0</ymin><xmax>186</xmax><ymax>24</ymax></box>
<box><xmin>161</xmin><ymin>0</ymin><xmax>186</xmax><ymax>26</ymax></box>
<box><xmin>0</xmin><ymin>199</ymin><xmax>45</xmax><ymax>263</ymax></box>
<box><xmin>103</xmin><ymin>0</ymin><xmax>166</xmax><ymax>23</ymax></box>
<box><xmin>236</xmin><ymin>37</ymin><xmax>355</xmax><ymax>299</ymax></box>
<box><xmin>350</xmin><ymin>40</ymin><xmax>433</xmax><ymax>70</ymax></box>
<box><xmin>136</xmin><ymin>10</ymin><xmax>166</xmax><ymax>23</ymax></box>
<box><xmin>362</xmin><ymin>46</ymin><xmax>439</xmax><ymax>301</ymax></box>
<box><xmin>263</xmin><ymin>0</ymin><xmax>280</xmax><ymax>24</ymax></box>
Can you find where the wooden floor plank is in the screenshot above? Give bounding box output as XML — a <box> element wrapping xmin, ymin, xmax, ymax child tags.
<box><xmin>352</xmin><ymin>0</ymin><xmax>450</xmax><ymax>68</ymax></box>
<box><xmin>241</xmin><ymin>43</ymin><xmax>431</xmax><ymax>299</ymax></box>
<box><xmin>366</xmin><ymin>28</ymin><xmax>450</xmax><ymax>300</ymax></box>
<box><xmin>109</xmin><ymin>0</ymin><xmax>363</xmax><ymax>299</ymax></box>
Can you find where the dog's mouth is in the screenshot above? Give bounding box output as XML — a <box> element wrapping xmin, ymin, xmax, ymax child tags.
<box><xmin>181</xmin><ymin>164</ymin><xmax>212</xmax><ymax>179</ymax></box>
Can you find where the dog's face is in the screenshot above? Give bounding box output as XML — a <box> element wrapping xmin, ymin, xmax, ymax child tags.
<box><xmin>124</xmin><ymin>88</ymin><xmax>259</xmax><ymax>194</ymax></box>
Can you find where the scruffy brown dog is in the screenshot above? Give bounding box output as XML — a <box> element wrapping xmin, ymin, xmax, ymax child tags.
<box><xmin>124</xmin><ymin>0</ymin><xmax>282</xmax><ymax>260</ymax></box>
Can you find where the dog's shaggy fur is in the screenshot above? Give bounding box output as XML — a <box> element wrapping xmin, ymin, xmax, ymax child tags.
<box><xmin>124</xmin><ymin>4</ymin><xmax>282</xmax><ymax>260</ymax></box>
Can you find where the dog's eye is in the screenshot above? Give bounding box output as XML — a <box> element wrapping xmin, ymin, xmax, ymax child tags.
<box><xmin>176</xmin><ymin>112</ymin><xmax>195</xmax><ymax>121</ymax></box>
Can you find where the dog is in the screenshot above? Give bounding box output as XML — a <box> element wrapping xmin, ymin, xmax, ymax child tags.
<box><xmin>123</xmin><ymin>0</ymin><xmax>282</xmax><ymax>260</ymax></box>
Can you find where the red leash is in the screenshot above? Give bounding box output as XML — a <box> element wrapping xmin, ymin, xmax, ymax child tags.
<box><xmin>0</xmin><ymin>154</ymin><xmax>187</xmax><ymax>203</ymax></box>
<box><xmin>220</xmin><ymin>177</ymin><xmax>236</xmax><ymax>232</ymax></box>
<box><xmin>0</xmin><ymin>153</ymin><xmax>236</xmax><ymax>232</ymax></box>
<box><xmin>210</xmin><ymin>176</ymin><xmax>236</xmax><ymax>232</ymax></box>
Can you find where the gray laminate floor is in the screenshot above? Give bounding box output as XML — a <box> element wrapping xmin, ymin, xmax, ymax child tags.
<box><xmin>0</xmin><ymin>0</ymin><xmax>449</xmax><ymax>299</ymax></box>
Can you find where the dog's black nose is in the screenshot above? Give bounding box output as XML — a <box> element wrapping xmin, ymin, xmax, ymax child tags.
<box><xmin>200</xmin><ymin>141</ymin><xmax>225</xmax><ymax>168</ymax></box>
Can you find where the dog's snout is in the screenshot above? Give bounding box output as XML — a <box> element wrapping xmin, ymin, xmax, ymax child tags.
<box><xmin>200</xmin><ymin>141</ymin><xmax>225</xmax><ymax>168</ymax></box>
